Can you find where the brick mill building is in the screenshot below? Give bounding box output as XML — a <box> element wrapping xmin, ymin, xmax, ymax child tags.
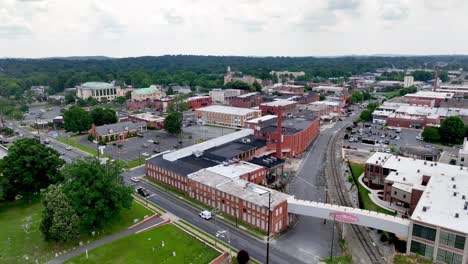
<box><xmin>145</xmin><ymin>129</ymin><xmax>292</xmax><ymax>234</ymax></box>
<box><xmin>229</xmin><ymin>92</ymin><xmax>264</xmax><ymax>108</ymax></box>
<box><xmin>259</xmin><ymin>100</ymin><xmax>297</xmax><ymax>116</ymax></box>
<box><xmin>186</xmin><ymin>95</ymin><xmax>212</xmax><ymax>110</ymax></box>
<box><xmin>89</xmin><ymin>121</ymin><xmax>146</xmax><ymax>142</ymax></box>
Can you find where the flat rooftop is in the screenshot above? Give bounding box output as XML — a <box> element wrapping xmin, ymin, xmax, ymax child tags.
<box><xmin>237</xmin><ymin>92</ymin><xmax>259</xmax><ymax>98</ymax></box>
<box><xmin>261</xmin><ymin>115</ymin><xmax>318</xmax><ymax>135</ymax></box>
<box><xmin>206</xmin><ymin>161</ymin><xmax>264</xmax><ymax>179</ymax></box>
<box><xmin>188</xmin><ymin>169</ymin><xmax>290</xmax><ymax>208</ymax></box>
<box><xmin>261</xmin><ymin>100</ymin><xmax>297</xmax><ymax>107</ymax></box>
<box><xmin>367</xmin><ymin>152</ymin><xmax>468</xmax><ymax>234</ymax></box>
<box><xmin>404</xmin><ymin>91</ymin><xmax>454</xmax><ymax>99</ymax></box>
<box><xmin>196</xmin><ymin>105</ymin><xmax>260</xmax><ymax>115</ymax></box>
<box><xmin>130</xmin><ymin>113</ymin><xmax>164</xmax><ymax>122</ymax></box>
<box><xmin>246</xmin><ymin>115</ymin><xmax>277</xmax><ymax>124</ymax></box>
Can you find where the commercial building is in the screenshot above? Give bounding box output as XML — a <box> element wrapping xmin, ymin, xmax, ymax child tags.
<box><xmin>404</xmin><ymin>76</ymin><xmax>415</xmax><ymax>88</ymax></box>
<box><xmin>404</xmin><ymin>91</ymin><xmax>454</xmax><ymax>107</ymax></box>
<box><xmin>437</xmin><ymin>85</ymin><xmax>468</xmax><ymax>98</ymax></box>
<box><xmin>306</xmin><ymin>101</ymin><xmax>341</xmax><ymax>116</ymax></box>
<box><xmin>125</xmin><ymin>99</ymin><xmax>168</xmax><ymax>111</ymax></box>
<box><xmin>259</xmin><ymin>100</ymin><xmax>297</xmax><ymax>116</ymax></box>
<box><xmin>253</xmin><ymin>114</ymin><xmax>320</xmax><ymax>157</ymax></box>
<box><xmin>372</xmin><ymin>103</ymin><xmax>408</xmax><ymax>124</ymax></box>
<box><xmin>363</xmin><ymin>153</ymin><xmax>468</xmax><ymax>263</ymax></box>
<box><xmin>269</xmin><ymin>70</ymin><xmax>305</xmax><ymax>79</ymax></box>
<box><xmin>293</xmin><ymin>92</ymin><xmax>320</xmax><ymax>105</ymax></box>
<box><xmin>128</xmin><ymin>113</ymin><xmax>165</xmax><ymax>129</ymax></box>
<box><xmin>195</xmin><ymin>105</ymin><xmax>261</xmax><ymax>128</ymax></box>
<box><xmin>229</xmin><ymin>92</ymin><xmax>264</xmax><ymax>108</ymax></box>
<box><xmin>311</xmin><ymin>85</ymin><xmax>345</xmax><ymax>93</ymax></box>
<box><xmin>399</xmin><ymin>145</ymin><xmax>441</xmax><ymax>162</ymax></box>
<box><xmin>76</xmin><ymin>82</ymin><xmax>121</xmax><ymax>101</ymax></box>
<box><xmin>131</xmin><ymin>85</ymin><xmax>166</xmax><ymax>101</ymax></box>
<box><xmin>209</xmin><ymin>89</ymin><xmax>242</xmax><ymax>103</ymax></box>
<box><xmin>268</xmin><ymin>84</ymin><xmax>305</xmax><ymax>96</ymax></box>
<box><xmin>89</xmin><ymin>121</ymin><xmax>146</xmax><ymax>142</ymax></box>
<box><xmin>186</xmin><ymin>96</ymin><xmax>212</xmax><ymax>110</ymax></box>
<box><xmin>386</xmin><ymin>105</ymin><xmax>468</xmax><ymax>129</ymax></box>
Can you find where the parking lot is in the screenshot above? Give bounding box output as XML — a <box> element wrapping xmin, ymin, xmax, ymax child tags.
<box><xmin>78</xmin><ymin>124</ymin><xmax>237</xmax><ymax>161</ymax></box>
<box><xmin>343</xmin><ymin>122</ymin><xmax>425</xmax><ymax>152</ymax></box>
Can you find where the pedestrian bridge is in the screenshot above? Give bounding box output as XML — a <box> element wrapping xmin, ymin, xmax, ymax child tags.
<box><xmin>287</xmin><ymin>198</ymin><xmax>410</xmax><ymax>236</ymax></box>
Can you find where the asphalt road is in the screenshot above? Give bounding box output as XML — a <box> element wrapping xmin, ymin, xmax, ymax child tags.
<box><xmin>125</xmin><ymin>166</ymin><xmax>301</xmax><ymax>264</ymax></box>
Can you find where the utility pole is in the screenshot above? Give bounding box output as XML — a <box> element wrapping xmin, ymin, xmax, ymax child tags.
<box><xmin>266</xmin><ymin>191</ymin><xmax>272</xmax><ymax>264</ymax></box>
<box><xmin>35</xmin><ymin>116</ymin><xmax>41</xmax><ymax>141</ymax></box>
<box><xmin>330</xmin><ymin>214</ymin><xmax>336</xmax><ymax>261</ymax></box>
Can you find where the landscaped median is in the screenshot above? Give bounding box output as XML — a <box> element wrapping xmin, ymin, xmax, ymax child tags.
<box><xmin>348</xmin><ymin>162</ymin><xmax>396</xmax><ymax>216</ymax></box>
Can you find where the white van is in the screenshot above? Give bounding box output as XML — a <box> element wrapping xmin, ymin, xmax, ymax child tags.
<box><xmin>199</xmin><ymin>210</ymin><xmax>212</xmax><ymax>220</ymax></box>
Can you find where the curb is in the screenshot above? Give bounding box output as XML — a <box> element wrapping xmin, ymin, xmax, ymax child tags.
<box><xmin>135</xmin><ymin>219</ymin><xmax>170</xmax><ymax>234</ymax></box>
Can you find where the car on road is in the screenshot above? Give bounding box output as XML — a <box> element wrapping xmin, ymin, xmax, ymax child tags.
<box><xmin>416</xmin><ymin>134</ymin><xmax>424</xmax><ymax>141</ymax></box>
<box><xmin>65</xmin><ymin>146</ymin><xmax>72</xmax><ymax>150</ymax></box>
<box><xmin>147</xmin><ymin>139</ymin><xmax>154</xmax><ymax>143</ymax></box>
<box><xmin>60</xmin><ymin>152</ymin><xmax>65</xmax><ymax>155</ymax></box>
<box><xmin>380</xmin><ymin>134</ymin><xmax>385</xmax><ymax>138</ymax></box>
<box><xmin>135</xmin><ymin>187</ymin><xmax>150</xmax><ymax>197</ymax></box>
<box><xmin>44</xmin><ymin>138</ymin><xmax>50</xmax><ymax>144</ymax></box>
<box><xmin>199</xmin><ymin>210</ymin><xmax>212</xmax><ymax>220</ymax></box>
<box><xmin>395</xmin><ymin>136</ymin><xmax>400</xmax><ymax>140</ymax></box>
<box><xmin>130</xmin><ymin>177</ymin><xmax>140</xmax><ymax>183</ymax></box>
<box><xmin>141</xmin><ymin>152</ymin><xmax>150</xmax><ymax>157</ymax></box>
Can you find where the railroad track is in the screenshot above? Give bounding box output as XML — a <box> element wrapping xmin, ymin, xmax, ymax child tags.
<box><xmin>327</xmin><ymin>128</ymin><xmax>383</xmax><ymax>264</ymax></box>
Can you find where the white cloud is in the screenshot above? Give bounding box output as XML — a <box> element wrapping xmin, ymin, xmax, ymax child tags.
<box><xmin>0</xmin><ymin>0</ymin><xmax>467</xmax><ymax>57</ymax></box>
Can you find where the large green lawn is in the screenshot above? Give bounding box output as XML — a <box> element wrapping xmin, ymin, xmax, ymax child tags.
<box><xmin>57</xmin><ymin>135</ymin><xmax>98</xmax><ymax>156</ymax></box>
<box><xmin>349</xmin><ymin>162</ymin><xmax>396</xmax><ymax>216</ymax></box>
<box><xmin>0</xmin><ymin>197</ymin><xmax>153</xmax><ymax>264</ymax></box>
<box><xmin>66</xmin><ymin>224</ymin><xmax>220</xmax><ymax>264</ymax></box>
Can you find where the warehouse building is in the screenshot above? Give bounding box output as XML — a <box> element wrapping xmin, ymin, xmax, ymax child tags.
<box><xmin>195</xmin><ymin>105</ymin><xmax>261</xmax><ymax>127</ymax></box>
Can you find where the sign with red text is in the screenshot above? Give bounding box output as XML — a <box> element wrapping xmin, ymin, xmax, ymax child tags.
<box><xmin>329</xmin><ymin>212</ymin><xmax>359</xmax><ymax>223</ymax></box>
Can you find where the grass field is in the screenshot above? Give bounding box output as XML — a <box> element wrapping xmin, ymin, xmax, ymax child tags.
<box><xmin>0</xmin><ymin>197</ymin><xmax>153</xmax><ymax>264</ymax></box>
<box><xmin>122</xmin><ymin>158</ymin><xmax>145</xmax><ymax>169</ymax></box>
<box><xmin>66</xmin><ymin>224</ymin><xmax>220</xmax><ymax>264</ymax></box>
<box><xmin>393</xmin><ymin>254</ymin><xmax>432</xmax><ymax>264</ymax></box>
<box><xmin>57</xmin><ymin>135</ymin><xmax>98</xmax><ymax>156</ymax></box>
<box><xmin>349</xmin><ymin>162</ymin><xmax>396</xmax><ymax>216</ymax></box>
<box><xmin>384</xmin><ymin>91</ymin><xmax>401</xmax><ymax>99</ymax></box>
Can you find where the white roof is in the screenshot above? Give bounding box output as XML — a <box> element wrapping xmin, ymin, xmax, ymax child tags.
<box><xmin>367</xmin><ymin>152</ymin><xmax>468</xmax><ymax>234</ymax></box>
<box><xmin>261</xmin><ymin>100</ymin><xmax>296</xmax><ymax>107</ymax></box>
<box><xmin>246</xmin><ymin>115</ymin><xmax>277</xmax><ymax>124</ymax></box>
<box><xmin>237</xmin><ymin>92</ymin><xmax>259</xmax><ymax>98</ymax></box>
<box><xmin>309</xmin><ymin>101</ymin><xmax>340</xmax><ymax>107</ymax></box>
<box><xmin>196</xmin><ymin>105</ymin><xmax>260</xmax><ymax>115</ymax></box>
<box><xmin>312</xmin><ymin>86</ymin><xmax>342</xmax><ymax>91</ymax></box>
<box><xmin>130</xmin><ymin>113</ymin><xmax>164</xmax><ymax>122</ymax></box>
<box><xmin>206</xmin><ymin>161</ymin><xmax>264</xmax><ymax>179</ymax></box>
<box><xmin>405</xmin><ymin>91</ymin><xmax>454</xmax><ymax>99</ymax></box>
<box><xmin>163</xmin><ymin>129</ymin><xmax>254</xmax><ymax>162</ymax></box>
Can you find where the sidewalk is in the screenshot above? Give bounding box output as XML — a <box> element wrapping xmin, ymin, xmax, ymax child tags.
<box><xmin>47</xmin><ymin>216</ymin><xmax>165</xmax><ymax>264</ymax></box>
<box><xmin>358</xmin><ymin>173</ymin><xmax>406</xmax><ymax>215</ymax></box>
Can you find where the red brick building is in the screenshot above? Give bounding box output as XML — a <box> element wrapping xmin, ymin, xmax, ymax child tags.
<box><xmin>187</xmin><ymin>96</ymin><xmax>212</xmax><ymax>110</ymax></box>
<box><xmin>126</xmin><ymin>99</ymin><xmax>167</xmax><ymax>111</ymax></box>
<box><xmin>269</xmin><ymin>84</ymin><xmax>305</xmax><ymax>96</ymax></box>
<box><xmin>259</xmin><ymin>100</ymin><xmax>297</xmax><ymax>116</ymax></box>
<box><xmin>403</xmin><ymin>91</ymin><xmax>454</xmax><ymax>107</ymax></box>
<box><xmin>128</xmin><ymin>113</ymin><xmax>165</xmax><ymax>129</ymax></box>
<box><xmin>89</xmin><ymin>121</ymin><xmax>147</xmax><ymax>143</ymax></box>
<box><xmin>229</xmin><ymin>92</ymin><xmax>264</xmax><ymax>108</ymax></box>
<box><xmin>294</xmin><ymin>92</ymin><xmax>320</xmax><ymax>104</ymax></box>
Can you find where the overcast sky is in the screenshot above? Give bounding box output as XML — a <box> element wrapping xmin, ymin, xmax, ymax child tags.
<box><xmin>1</xmin><ymin>0</ymin><xmax>467</xmax><ymax>58</ymax></box>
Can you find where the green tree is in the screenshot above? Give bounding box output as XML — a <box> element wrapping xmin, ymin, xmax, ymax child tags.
<box><xmin>65</xmin><ymin>94</ymin><xmax>76</xmax><ymax>104</ymax></box>
<box><xmin>86</xmin><ymin>97</ymin><xmax>98</xmax><ymax>106</ymax></box>
<box><xmin>351</xmin><ymin>91</ymin><xmax>364</xmax><ymax>103</ymax></box>
<box><xmin>0</xmin><ymin>138</ymin><xmax>65</xmax><ymax>202</ymax></box>
<box><xmin>224</xmin><ymin>81</ymin><xmax>252</xmax><ymax>91</ymax></box>
<box><xmin>77</xmin><ymin>98</ymin><xmax>87</xmax><ymax>107</ymax></box>
<box><xmin>19</xmin><ymin>104</ymin><xmax>29</xmax><ymax>112</ymax></box>
<box><xmin>164</xmin><ymin>112</ymin><xmax>183</xmax><ymax>135</ymax></box>
<box><xmin>63</xmin><ymin>106</ymin><xmax>92</xmax><ymax>133</ymax></box>
<box><xmin>114</xmin><ymin>96</ymin><xmax>126</xmax><ymax>105</ymax></box>
<box><xmin>167</xmin><ymin>86</ymin><xmax>174</xmax><ymax>95</ymax></box>
<box><xmin>90</xmin><ymin>107</ymin><xmax>117</xmax><ymax>126</ymax></box>
<box><xmin>61</xmin><ymin>158</ymin><xmax>133</xmax><ymax>231</ymax></box>
<box><xmin>252</xmin><ymin>81</ymin><xmax>262</xmax><ymax>92</ymax></box>
<box><xmin>359</xmin><ymin>110</ymin><xmax>372</xmax><ymax>122</ymax></box>
<box><xmin>422</xmin><ymin>127</ymin><xmax>441</xmax><ymax>143</ymax></box>
<box><xmin>362</xmin><ymin>91</ymin><xmax>371</xmax><ymax>100</ymax></box>
<box><xmin>439</xmin><ymin>116</ymin><xmax>465</xmax><ymax>144</ymax></box>
<box><xmin>366</xmin><ymin>102</ymin><xmax>380</xmax><ymax>112</ymax></box>
<box><xmin>125</xmin><ymin>91</ymin><xmax>132</xmax><ymax>99</ymax></box>
<box><xmin>40</xmin><ymin>185</ymin><xmax>80</xmax><ymax>242</ymax></box>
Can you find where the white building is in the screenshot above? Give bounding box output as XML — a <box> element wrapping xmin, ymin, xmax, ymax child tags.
<box><xmin>194</xmin><ymin>105</ymin><xmax>262</xmax><ymax>128</ymax></box>
<box><xmin>404</xmin><ymin>76</ymin><xmax>415</xmax><ymax>88</ymax></box>
<box><xmin>209</xmin><ymin>89</ymin><xmax>241</xmax><ymax>103</ymax></box>
<box><xmin>438</xmin><ymin>85</ymin><xmax>468</xmax><ymax>98</ymax></box>
<box><xmin>76</xmin><ymin>82</ymin><xmax>121</xmax><ymax>101</ymax></box>
<box><xmin>459</xmin><ymin>138</ymin><xmax>468</xmax><ymax>167</ymax></box>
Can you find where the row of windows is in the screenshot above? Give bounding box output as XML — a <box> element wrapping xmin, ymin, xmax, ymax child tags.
<box><xmin>439</xmin><ymin>231</ymin><xmax>466</xmax><ymax>250</ymax></box>
<box><xmin>437</xmin><ymin>248</ymin><xmax>463</xmax><ymax>264</ymax></box>
<box><xmin>92</xmin><ymin>88</ymin><xmax>117</xmax><ymax>97</ymax></box>
<box><xmin>412</xmin><ymin>224</ymin><xmax>436</xmax><ymax>241</ymax></box>
<box><xmin>410</xmin><ymin>240</ymin><xmax>434</xmax><ymax>259</ymax></box>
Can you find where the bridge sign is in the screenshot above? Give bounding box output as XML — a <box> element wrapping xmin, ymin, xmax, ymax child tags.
<box><xmin>329</xmin><ymin>212</ymin><xmax>359</xmax><ymax>223</ymax></box>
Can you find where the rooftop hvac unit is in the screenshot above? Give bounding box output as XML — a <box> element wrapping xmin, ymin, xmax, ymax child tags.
<box><xmin>453</xmin><ymin>185</ymin><xmax>456</xmax><ymax>189</ymax></box>
<box><xmin>422</xmin><ymin>206</ymin><xmax>427</xmax><ymax>212</ymax></box>
<box><xmin>417</xmin><ymin>169</ymin><xmax>420</xmax><ymax>173</ymax></box>
<box><xmin>452</xmin><ymin>177</ymin><xmax>455</xmax><ymax>181</ymax></box>
<box><xmin>455</xmin><ymin>213</ymin><xmax>459</xmax><ymax>218</ymax></box>
<box><xmin>453</xmin><ymin>192</ymin><xmax>457</xmax><ymax>197</ymax></box>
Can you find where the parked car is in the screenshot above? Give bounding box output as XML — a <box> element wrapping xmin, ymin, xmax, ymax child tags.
<box><xmin>147</xmin><ymin>139</ymin><xmax>154</xmax><ymax>143</ymax></box>
<box><xmin>395</xmin><ymin>136</ymin><xmax>400</xmax><ymax>140</ymax></box>
<box><xmin>199</xmin><ymin>210</ymin><xmax>212</xmax><ymax>220</ymax></box>
<box><xmin>66</xmin><ymin>146</ymin><xmax>72</xmax><ymax>150</ymax></box>
<box><xmin>141</xmin><ymin>152</ymin><xmax>150</xmax><ymax>157</ymax></box>
<box><xmin>130</xmin><ymin>177</ymin><xmax>140</xmax><ymax>183</ymax></box>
